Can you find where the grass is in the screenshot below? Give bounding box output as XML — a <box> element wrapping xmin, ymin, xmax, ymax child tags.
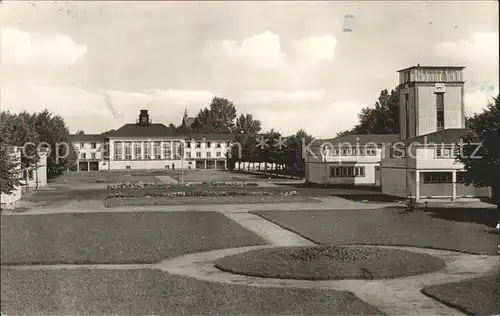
<box><xmin>251</xmin><ymin>209</ymin><xmax>499</xmax><ymax>255</ymax></box>
<box><xmin>215</xmin><ymin>245</ymin><xmax>446</xmax><ymax>280</ymax></box>
<box><xmin>0</xmin><ymin>269</ymin><xmax>385</xmax><ymax>315</ymax></box>
<box><xmin>421</xmin><ymin>272</ymin><xmax>500</xmax><ymax>315</ymax></box>
<box><xmin>105</xmin><ymin>195</ymin><xmax>318</xmax><ymax>208</ymax></box>
<box><xmin>0</xmin><ymin>211</ymin><xmax>266</xmax><ymax>265</ymax></box>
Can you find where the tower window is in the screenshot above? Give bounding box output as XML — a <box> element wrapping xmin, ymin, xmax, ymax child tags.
<box><xmin>436</xmin><ymin>93</ymin><xmax>444</xmax><ymax>130</ymax></box>
<box><xmin>405</xmin><ymin>93</ymin><xmax>410</xmax><ymax>138</ymax></box>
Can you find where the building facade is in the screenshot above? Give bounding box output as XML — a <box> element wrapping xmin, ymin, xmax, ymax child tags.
<box><xmin>70</xmin><ymin>110</ymin><xmax>233</xmax><ymax>171</ymax></box>
<box><xmin>305</xmin><ymin>134</ymin><xmax>398</xmax><ymax>186</ymax></box>
<box><xmin>381</xmin><ymin>65</ymin><xmax>491</xmax><ymax>200</ymax></box>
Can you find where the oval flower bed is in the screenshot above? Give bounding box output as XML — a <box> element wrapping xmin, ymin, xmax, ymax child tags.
<box><xmin>107</xmin><ymin>181</ymin><xmax>258</xmax><ymax>190</ymax></box>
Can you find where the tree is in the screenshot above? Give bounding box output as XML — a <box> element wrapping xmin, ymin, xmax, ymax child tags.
<box><xmin>0</xmin><ymin>144</ymin><xmax>22</xmax><ymax>194</ymax></box>
<box><xmin>32</xmin><ymin>109</ymin><xmax>75</xmax><ymax>178</ymax></box>
<box><xmin>338</xmin><ymin>87</ymin><xmax>400</xmax><ymax>136</ymax></box>
<box><xmin>458</xmin><ymin>94</ymin><xmax>500</xmax><ymax>213</ymax></box>
<box><xmin>76</xmin><ymin>130</ymin><xmax>85</xmax><ymax>135</ymax></box>
<box><xmin>191</xmin><ymin>97</ymin><xmax>237</xmax><ymax>133</ymax></box>
<box><xmin>235</xmin><ymin>114</ymin><xmax>262</xmax><ymax>134</ymax></box>
<box><xmin>0</xmin><ymin>111</ymin><xmax>40</xmax><ymax>169</ymax></box>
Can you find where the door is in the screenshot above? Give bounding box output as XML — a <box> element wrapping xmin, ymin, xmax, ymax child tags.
<box><xmin>375</xmin><ymin>165</ymin><xmax>381</xmax><ymax>186</ymax></box>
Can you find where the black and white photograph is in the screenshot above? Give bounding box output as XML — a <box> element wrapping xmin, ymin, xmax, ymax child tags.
<box><xmin>1</xmin><ymin>1</ymin><xmax>499</xmax><ymax>315</ymax></box>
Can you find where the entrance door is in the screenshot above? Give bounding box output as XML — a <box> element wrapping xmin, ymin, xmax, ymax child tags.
<box><xmin>375</xmin><ymin>165</ymin><xmax>381</xmax><ymax>186</ymax></box>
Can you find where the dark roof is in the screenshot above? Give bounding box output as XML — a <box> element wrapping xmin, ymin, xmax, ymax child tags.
<box><xmin>397</xmin><ymin>65</ymin><xmax>465</xmax><ymax>72</ymax></box>
<box><xmin>311</xmin><ymin>134</ymin><xmax>399</xmax><ymax>148</ymax></box>
<box><xmin>108</xmin><ymin>123</ymin><xmax>178</xmax><ymax>138</ymax></box>
<box><xmin>403</xmin><ymin>128</ymin><xmax>468</xmax><ymax>145</ymax></box>
<box><xmin>183</xmin><ymin>133</ymin><xmax>234</xmax><ymax>141</ymax></box>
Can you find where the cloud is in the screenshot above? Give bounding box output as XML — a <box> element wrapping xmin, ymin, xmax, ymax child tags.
<box><xmin>465</xmin><ymin>87</ymin><xmax>499</xmax><ymax>116</ymax></box>
<box><xmin>291</xmin><ymin>35</ymin><xmax>337</xmax><ymax>64</ymax></box>
<box><xmin>1</xmin><ymin>28</ymin><xmax>88</xmax><ymax>68</ymax></box>
<box><xmin>436</xmin><ymin>32</ymin><xmax>499</xmax><ymax>65</ymax></box>
<box><xmin>237</xmin><ymin>89</ymin><xmax>328</xmax><ymax>104</ymax></box>
<box><xmin>202</xmin><ymin>31</ymin><xmax>337</xmax><ymax>70</ymax></box>
<box><xmin>202</xmin><ymin>31</ymin><xmax>286</xmax><ymax>70</ymax></box>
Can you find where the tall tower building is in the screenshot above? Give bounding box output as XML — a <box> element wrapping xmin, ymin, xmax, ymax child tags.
<box><xmin>397</xmin><ymin>65</ymin><xmax>466</xmax><ymax>140</ymax></box>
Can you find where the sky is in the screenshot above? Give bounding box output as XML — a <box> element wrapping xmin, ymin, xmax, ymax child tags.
<box><xmin>1</xmin><ymin>1</ymin><xmax>499</xmax><ymax>138</ymax></box>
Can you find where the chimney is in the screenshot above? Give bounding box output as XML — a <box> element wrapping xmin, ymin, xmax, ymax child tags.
<box><xmin>138</xmin><ymin>109</ymin><xmax>150</xmax><ymax>125</ymax></box>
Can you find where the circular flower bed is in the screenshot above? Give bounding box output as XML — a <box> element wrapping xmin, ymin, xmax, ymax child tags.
<box><xmin>214</xmin><ymin>245</ymin><xmax>446</xmax><ymax>280</ymax></box>
<box><xmin>107</xmin><ymin>181</ymin><xmax>258</xmax><ymax>189</ymax></box>
<box><xmin>106</xmin><ymin>190</ymin><xmax>299</xmax><ymax>199</ymax></box>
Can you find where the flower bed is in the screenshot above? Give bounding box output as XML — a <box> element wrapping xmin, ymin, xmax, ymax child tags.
<box><xmin>107</xmin><ymin>181</ymin><xmax>258</xmax><ymax>189</ymax></box>
<box><xmin>106</xmin><ymin>190</ymin><xmax>299</xmax><ymax>199</ymax></box>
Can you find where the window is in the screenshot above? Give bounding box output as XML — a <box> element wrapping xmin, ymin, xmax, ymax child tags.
<box><xmin>163</xmin><ymin>142</ymin><xmax>171</xmax><ymax>160</ymax></box>
<box><xmin>186</xmin><ymin>142</ymin><xmax>191</xmax><ymax>148</ymax></box>
<box><xmin>29</xmin><ymin>170</ymin><xmax>34</xmax><ymax>180</ymax></box>
<box><xmin>329</xmin><ymin>166</ymin><xmax>365</xmax><ymax>178</ymax></box>
<box><xmin>405</xmin><ymin>93</ymin><xmax>410</xmax><ymax>138</ymax></box>
<box><xmin>196</xmin><ymin>152</ymin><xmax>201</xmax><ymax>158</ymax></box>
<box><xmin>206</xmin><ymin>152</ymin><xmax>211</xmax><ymax>158</ymax></box>
<box><xmin>216</xmin><ymin>152</ymin><xmax>222</xmax><ymax>157</ymax></box>
<box><xmin>435</xmin><ymin>146</ymin><xmax>459</xmax><ymax>158</ymax></box>
<box><xmin>436</xmin><ymin>93</ymin><xmax>444</xmax><ymax>130</ymax></box>
<box><xmin>196</xmin><ymin>142</ymin><xmax>201</xmax><ymax>148</ymax></box>
<box><xmin>153</xmin><ymin>141</ymin><xmax>161</xmax><ymax>160</ymax></box>
<box><xmin>404</xmin><ymin>72</ymin><xmax>409</xmax><ymax>82</ymax></box>
<box><xmin>173</xmin><ymin>141</ymin><xmax>181</xmax><ymax>159</ymax></box>
<box><xmin>80</xmin><ymin>142</ymin><xmax>85</xmax><ymax>148</ymax></box>
<box><xmin>423</xmin><ymin>172</ymin><xmax>452</xmax><ymax>183</ymax></box>
<box><xmin>91</xmin><ymin>153</ymin><xmax>96</xmax><ymax>159</ymax></box>
<box><xmin>456</xmin><ymin>172</ymin><xmax>466</xmax><ymax>183</ymax></box>
<box><xmin>341</xmin><ymin>149</ymin><xmax>349</xmax><ymax>156</ymax></box>
<box><xmin>126</xmin><ymin>166</ymin><xmax>131</xmax><ymax>170</ymax></box>
<box><xmin>226</xmin><ymin>142</ymin><xmax>231</xmax><ymax>147</ymax></box>
<box><xmin>375</xmin><ymin>166</ymin><xmax>380</xmax><ymax>171</ymax></box>
<box><xmin>80</xmin><ymin>153</ymin><xmax>86</xmax><ymax>159</ymax></box>
<box><xmin>143</xmin><ymin>142</ymin><xmax>151</xmax><ymax>159</ymax></box>
<box><xmin>91</xmin><ymin>142</ymin><xmax>96</xmax><ymax>149</ymax></box>
<box><xmin>123</xmin><ymin>142</ymin><xmax>132</xmax><ymax>160</ymax></box>
<box><xmin>216</xmin><ymin>142</ymin><xmax>222</xmax><ymax>148</ymax></box>
<box><xmin>366</xmin><ymin>149</ymin><xmax>377</xmax><ymax>156</ymax></box>
<box><xmin>185</xmin><ymin>151</ymin><xmax>191</xmax><ymax>158</ymax></box>
<box><xmin>134</xmin><ymin>142</ymin><xmax>142</xmax><ymax>160</ymax></box>
<box><xmin>206</xmin><ymin>142</ymin><xmax>212</xmax><ymax>148</ymax></box>
<box><xmin>114</xmin><ymin>142</ymin><xmax>122</xmax><ymax>160</ymax></box>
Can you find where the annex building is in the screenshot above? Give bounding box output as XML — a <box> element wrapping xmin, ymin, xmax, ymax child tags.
<box><xmin>69</xmin><ymin>110</ymin><xmax>233</xmax><ymax>171</ymax></box>
<box><xmin>380</xmin><ymin>65</ymin><xmax>491</xmax><ymax>200</ymax></box>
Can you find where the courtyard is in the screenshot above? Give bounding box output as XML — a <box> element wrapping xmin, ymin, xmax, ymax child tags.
<box><xmin>1</xmin><ymin>170</ymin><xmax>499</xmax><ymax>315</ymax></box>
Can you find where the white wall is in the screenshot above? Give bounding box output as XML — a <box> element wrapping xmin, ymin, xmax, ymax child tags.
<box><xmin>416</xmin><ymin>148</ymin><xmax>464</xmax><ymax>169</ymax></box>
<box><xmin>25</xmin><ymin>155</ymin><xmax>48</xmax><ymax>188</ymax></box>
<box><xmin>306</xmin><ymin>162</ymin><xmax>378</xmax><ymax>185</ymax></box>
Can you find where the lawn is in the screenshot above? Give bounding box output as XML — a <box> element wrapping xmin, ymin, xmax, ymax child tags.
<box><xmin>421</xmin><ymin>272</ymin><xmax>500</xmax><ymax>315</ymax></box>
<box><xmin>0</xmin><ymin>269</ymin><xmax>384</xmax><ymax>315</ymax></box>
<box><xmin>0</xmin><ymin>212</ymin><xmax>266</xmax><ymax>265</ymax></box>
<box><xmin>252</xmin><ymin>209</ymin><xmax>499</xmax><ymax>255</ymax></box>
<box><xmin>215</xmin><ymin>245</ymin><xmax>446</xmax><ymax>280</ymax></box>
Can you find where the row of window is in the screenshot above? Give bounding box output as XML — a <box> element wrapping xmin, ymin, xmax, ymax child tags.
<box><xmin>389</xmin><ymin>147</ymin><xmax>460</xmax><ymax>159</ymax></box>
<box><xmin>422</xmin><ymin>172</ymin><xmax>465</xmax><ymax>184</ymax></box>
<box><xmin>329</xmin><ymin>166</ymin><xmax>366</xmax><ymax>178</ymax></box>
<box><xmin>114</xmin><ymin>141</ymin><xmax>181</xmax><ymax>161</ymax></box>
<box><xmin>185</xmin><ymin>151</ymin><xmax>224</xmax><ymax>158</ymax></box>
<box><xmin>325</xmin><ymin>148</ymin><xmax>377</xmax><ymax>156</ymax></box>
<box><xmin>79</xmin><ymin>141</ymin><xmax>230</xmax><ymax>149</ymax></box>
<box><xmin>186</xmin><ymin>141</ymin><xmax>230</xmax><ymax>149</ymax></box>
<box><xmin>401</xmin><ymin>70</ymin><xmax>463</xmax><ymax>83</ymax></box>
